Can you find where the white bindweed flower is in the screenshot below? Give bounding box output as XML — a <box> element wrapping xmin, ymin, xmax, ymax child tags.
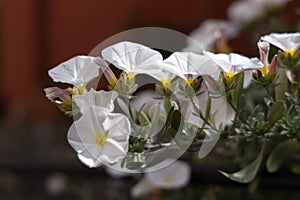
<box><xmin>203</xmin><ymin>50</ymin><xmax>263</xmax><ymax>86</ymax></box>
<box><xmin>104</xmin><ymin>166</ymin><xmax>133</xmax><ymax>179</ymax></box>
<box><xmin>261</xmin><ymin>33</ymin><xmax>300</xmax><ymax>56</ymax></box>
<box><xmin>48</xmin><ymin>56</ymin><xmax>100</xmax><ymax>86</ymax></box>
<box><xmin>147</xmin><ymin>70</ymin><xmax>177</xmax><ymax>87</ymax></box>
<box><xmin>184</xmin><ymin>19</ymin><xmax>239</xmax><ymax>52</ymax></box>
<box><xmin>67</xmin><ymin>106</ymin><xmax>130</xmax><ymax>167</ymax></box>
<box><xmin>257</xmin><ymin>41</ymin><xmax>278</xmax><ymax>77</ymax></box>
<box><xmin>163</xmin><ymin>52</ymin><xmax>220</xmax><ymax>83</ymax></box>
<box><xmin>131</xmin><ymin>160</ymin><xmax>191</xmax><ymax>198</ymax></box>
<box><xmin>44</xmin><ymin>87</ymin><xmax>74</xmax><ymax>115</ymax></box>
<box><xmin>72</xmin><ymin>88</ymin><xmax>118</xmax><ymax>113</ymax></box>
<box><xmin>227</xmin><ymin>0</ymin><xmax>291</xmax><ymax>26</ymax></box>
<box><xmin>228</xmin><ymin>0</ymin><xmax>263</xmax><ymax>26</ymax></box>
<box><xmin>101</xmin><ymin>41</ymin><xmax>163</xmax><ymax>79</ymax></box>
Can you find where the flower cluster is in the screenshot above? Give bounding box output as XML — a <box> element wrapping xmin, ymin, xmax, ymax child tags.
<box><xmin>45</xmin><ymin>32</ymin><xmax>300</xmax><ymax>185</ymax></box>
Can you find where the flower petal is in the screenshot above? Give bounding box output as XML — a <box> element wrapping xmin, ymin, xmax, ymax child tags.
<box><xmin>48</xmin><ymin>56</ymin><xmax>100</xmax><ymax>85</ymax></box>
<box><xmin>164</xmin><ymin>52</ymin><xmax>220</xmax><ymax>80</ymax></box>
<box><xmin>261</xmin><ymin>33</ymin><xmax>300</xmax><ymax>51</ymax></box>
<box><xmin>145</xmin><ymin>160</ymin><xmax>191</xmax><ymax>189</ymax></box>
<box><xmin>73</xmin><ymin>89</ymin><xmax>118</xmax><ymax>112</ymax></box>
<box><xmin>101</xmin><ymin>41</ymin><xmax>163</xmax><ymax>74</ymax></box>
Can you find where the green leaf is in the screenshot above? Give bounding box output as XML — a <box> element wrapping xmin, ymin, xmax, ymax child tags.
<box><xmin>205</xmin><ymin>95</ymin><xmax>211</xmax><ymax>120</ymax></box>
<box><xmin>232</xmin><ymin>72</ymin><xmax>244</xmax><ymax>109</ymax></box>
<box><xmin>116</xmin><ymin>98</ymin><xmax>131</xmax><ymax>118</ymax></box>
<box><xmin>267</xmin><ymin>101</ymin><xmax>284</xmax><ymax>128</ymax></box>
<box><xmin>266</xmin><ymin>139</ymin><xmax>298</xmax><ymax>173</ymax></box>
<box><xmin>170</xmin><ymin>110</ymin><xmax>183</xmax><ymax>133</ymax></box>
<box><xmin>219</xmin><ymin>145</ymin><xmax>264</xmax><ymax>183</ymax></box>
<box><xmin>137</xmin><ymin>110</ymin><xmax>150</xmax><ymax>126</ymax></box>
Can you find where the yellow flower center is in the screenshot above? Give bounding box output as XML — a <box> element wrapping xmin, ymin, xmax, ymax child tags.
<box><xmin>74</xmin><ymin>85</ymin><xmax>87</xmax><ymax>95</ymax></box>
<box><xmin>259</xmin><ymin>64</ymin><xmax>269</xmax><ymax>75</ymax></box>
<box><xmin>95</xmin><ymin>133</ymin><xmax>108</xmax><ymax>147</ymax></box>
<box><xmin>63</xmin><ymin>97</ymin><xmax>73</xmax><ymax>106</ymax></box>
<box><xmin>163</xmin><ymin>177</ymin><xmax>173</xmax><ymax>184</ymax></box>
<box><xmin>185</xmin><ymin>79</ymin><xmax>194</xmax><ymax>85</ymax></box>
<box><xmin>161</xmin><ymin>78</ymin><xmax>172</xmax><ymax>87</ymax></box>
<box><xmin>225</xmin><ymin>72</ymin><xmax>235</xmax><ymax>80</ymax></box>
<box><xmin>127</xmin><ymin>73</ymin><xmax>135</xmax><ymax>80</ymax></box>
<box><xmin>285</xmin><ymin>49</ymin><xmax>297</xmax><ymax>57</ymax></box>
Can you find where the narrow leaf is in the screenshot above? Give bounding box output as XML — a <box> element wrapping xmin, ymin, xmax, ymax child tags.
<box><xmin>266</xmin><ymin>139</ymin><xmax>298</xmax><ymax>173</ymax></box>
<box><xmin>219</xmin><ymin>145</ymin><xmax>264</xmax><ymax>183</ymax></box>
<box><xmin>232</xmin><ymin>72</ymin><xmax>244</xmax><ymax>109</ymax></box>
<box><xmin>267</xmin><ymin>101</ymin><xmax>284</xmax><ymax>128</ymax></box>
<box><xmin>116</xmin><ymin>98</ymin><xmax>131</xmax><ymax>118</ymax></box>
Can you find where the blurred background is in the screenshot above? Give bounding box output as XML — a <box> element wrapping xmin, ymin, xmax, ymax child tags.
<box><xmin>0</xmin><ymin>0</ymin><xmax>300</xmax><ymax>199</ymax></box>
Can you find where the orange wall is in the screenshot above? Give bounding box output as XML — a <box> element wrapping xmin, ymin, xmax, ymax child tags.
<box><xmin>1</xmin><ymin>0</ymin><xmax>233</xmax><ymax>119</ymax></box>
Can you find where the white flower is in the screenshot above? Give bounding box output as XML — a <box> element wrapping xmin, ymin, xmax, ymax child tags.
<box><xmin>228</xmin><ymin>0</ymin><xmax>263</xmax><ymax>26</ymax></box>
<box><xmin>44</xmin><ymin>87</ymin><xmax>74</xmax><ymax>115</ymax></box>
<box><xmin>72</xmin><ymin>88</ymin><xmax>118</xmax><ymax>113</ymax></box>
<box><xmin>203</xmin><ymin>50</ymin><xmax>263</xmax><ymax>86</ymax></box>
<box><xmin>101</xmin><ymin>41</ymin><xmax>163</xmax><ymax>79</ymax></box>
<box><xmin>131</xmin><ymin>160</ymin><xmax>191</xmax><ymax>198</ymax></box>
<box><xmin>48</xmin><ymin>56</ymin><xmax>100</xmax><ymax>86</ymax></box>
<box><xmin>67</xmin><ymin>106</ymin><xmax>131</xmax><ymax>167</ymax></box>
<box><xmin>163</xmin><ymin>52</ymin><xmax>220</xmax><ymax>82</ymax></box>
<box><xmin>227</xmin><ymin>0</ymin><xmax>291</xmax><ymax>26</ymax></box>
<box><xmin>184</xmin><ymin>19</ymin><xmax>239</xmax><ymax>52</ymax></box>
<box><xmin>261</xmin><ymin>33</ymin><xmax>300</xmax><ymax>56</ymax></box>
<box><xmin>257</xmin><ymin>41</ymin><xmax>278</xmax><ymax>76</ymax></box>
<box><xmin>147</xmin><ymin>70</ymin><xmax>177</xmax><ymax>87</ymax></box>
<box><xmin>104</xmin><ymin>166</ymin><xmax>133</xmax><ymax>179</ymax></box>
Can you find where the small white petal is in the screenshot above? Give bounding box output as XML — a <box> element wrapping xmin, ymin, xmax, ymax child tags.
<box><xmin>99</xmin><ymin>139</ymin><xmax>128</xmax><ymax>164</ymax></box>
<box><xmin>77</xmin><ymin>149</ymin><xmax>103</xmax><ymax>168</ymax></box>
<box><xmin>105</xmin><ymin>166</ymin><xmax>133</xmax><ymax>179</ymax></box>
<box><xmin>131</xmin><ymin>176</ymin><xmax>154</xmax><ymax>198</ymax></box>
<box><xmin>228</xmin><ymin>0</ymin><xmax>262</xmax><ymax>26</ymax></box>
<box><xmin>203</xmin><ymin>50</ymin><xmax>263</xmax><ymax>73</ymax></box>
<box><xmin>101</xmin><ymin>41</ymin><xmax>163</xmax><ymax>74</ymax></box>
<box><xmin>184</xmin><ymin>19</ymin><xmax>239</xmax><ymax>52</ymax></box>
<box><xmin>164</xmin><ymin>52</ymin><xmax>220</xmax><ymax>80</ymax></box>
<box><xmin>261</xmin><ymin>33</ymin><xmax>300</xmax><ymax>51</ymax></box>
<box><xmin>48</xmin><ymin>56</ymin><xmax>100</xmax><ymax>85</ymax></box>
<box><xmin>73</xmin><ymin>89</ymin><xmax>118</xmax><ymax>112</ymax></box>
<box><xmin>145</xmin><ymin>160</ymin><xmax>191</xmax><ymax>189</ymax></box>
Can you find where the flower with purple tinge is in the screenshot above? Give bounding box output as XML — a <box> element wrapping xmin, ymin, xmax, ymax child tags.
<box><xmin>72</xmin><ymin>88</ymin><xmax>118</xmax><ymax>113</ymax></box>
<box><xmin>184</xmin><ymin>19</ymin><xmax>239</xmax><ymax>52</ymax></box>
<box><xmin>44</xmin><ymin>87</ymin><xmax>74</xmax><ymax>115</ymax></box>
<box><xmin>67</xmin><ymin>106</ymin><xmax>131</xmax><ymax>167</ymax></box>
<box><xmin>131</xmin><ymin>160</ymin><xmax>191</xmax><ymax>198</ymax></box>
<box><xmin>101</xmin><ymin>41</ymin><xmax>163</xmax><ymax>80</ymax></box>
<box><xmin>203</xmin><ymin>50</ymin><xmax>263</xmax><ymax>87</ymax></box>
<box><xmin>257</xmin><ymin>41</ymin><xmax>278</xmax><ymax>77</ymax></box>
<box><xmin>261</xmin><ymin>33</ymin><xmax>300</xmax><ymax>56</ymax></box>
<box><xmin>48</xmin><ymin>56</ymin><xmax>100</xmax><ymax>87</ymax></box>
<box><xmin>163</xmin><ymin>52</ymin><xmax>220</xmax><ymax>84</ymax></box>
